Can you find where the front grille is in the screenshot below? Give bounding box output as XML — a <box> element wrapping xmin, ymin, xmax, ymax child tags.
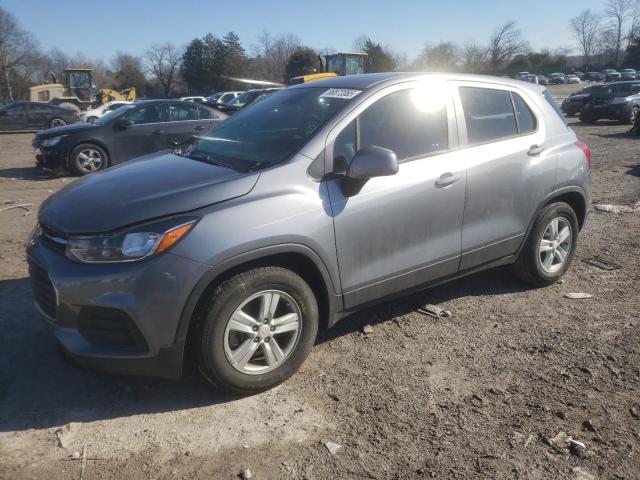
<box><xmin>78</xmin><ymin>307</ymin><xmax>148</xmax><ymax>352</ymax></box>
<box><xmin>28</xmin><ymin>261</ymin><xmax>57</xmax><ymax>319</ymax></box>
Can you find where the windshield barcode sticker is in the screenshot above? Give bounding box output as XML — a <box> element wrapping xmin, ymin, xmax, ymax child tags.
<box><xmin>320</xmin><ymin>88</ymin><xmax>362</xmax><ymax>99</ymax></box>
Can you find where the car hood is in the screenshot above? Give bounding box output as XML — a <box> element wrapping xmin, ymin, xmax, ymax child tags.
<box><xmin>39</xmin><ymin>152</ymin><xmax>260</xmax><ymax>234</ymax></box>
<box><xmin>36</xmin><ymin>122</ymin><xmax>97</xmax><ymax>139</ymax></box>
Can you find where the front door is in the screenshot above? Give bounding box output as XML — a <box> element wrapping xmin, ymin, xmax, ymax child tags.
<box><xmin>326</xmin><ymin>83</ymin><xmax>466</xmax><ymax>309</ymax></box>
<box><xmin>111</xmin><ymin>103</ymin><xmax>168</xmax><ymax>163</ymax></box>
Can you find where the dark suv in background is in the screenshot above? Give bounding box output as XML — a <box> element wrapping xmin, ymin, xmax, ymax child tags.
<box><xmin>580</xmin><ymin>81</ymin><xmax>640</xmax><ymax>124</ymax></box>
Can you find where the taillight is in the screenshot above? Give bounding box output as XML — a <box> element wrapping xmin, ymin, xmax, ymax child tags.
<box><xmin>575</xmin><ymin>140</ymin><xmax>591</xmax><ymax>168</ymax></box>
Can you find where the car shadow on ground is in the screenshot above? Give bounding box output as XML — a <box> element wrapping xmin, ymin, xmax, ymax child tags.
<box><xmin>626</xmin><ymin>164</ymin><xmax>640</xmax><ymax>177</ymax></box>
<box><xmin>317</xmin><ymin>266</ymin><xmax>528</xmax><ymax>344</ymax></box>
<box><xmin>0</xmin><ymin>267</ymin><xmax>528</xmax><ymax>433</ymax></box>
<box><xmin>0</xmin><ymin>166</ymin><xmax>58</xmax><ymax>181</ymax></box>
<box><xmin>593</xmin><ymin>131</ymin><xmax>635</xmax><ymax>140</ymax></box>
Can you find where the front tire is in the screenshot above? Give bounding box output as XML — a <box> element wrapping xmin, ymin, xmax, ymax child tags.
<box><xmin>49</xmin><ymin>118</ymin><xmax>66</xmax><ymax>128</ymax></box>
<box><xmin>628</xmin><ymin>106</ymin><xmax>639</xmax><ymax>125</ymax></box>
<box><xmin>197</xmin><ymin>266</ymin><xmax>319</xmax><ymax>395</ymax></box>
<box><xmin>69</xmin><ymin>144</ymin><xmax>108</xmax><ymax>176</ymax></box>
<box><xmin>514</xmin><ymin>202</ymin><xmax>579</xmax><ymax>287</ymax></box>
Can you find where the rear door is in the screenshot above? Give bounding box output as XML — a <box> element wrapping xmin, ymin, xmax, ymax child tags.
<box><xmin>165</xmin><ymin>102</ymin><xmax>211</xmax><ymax>145</ymax></box>
<box><xmin>453</xmin><ymin>82</ymin><xmax>556</xmax><ymax>269</ymax></box>
<box><xmin>25</xmin><ymin>103</ymin><xmax>51</xmax><ymax>129</ymax></box>
<box><xmin>110</xmin><ymin>102</ymin><xmax>169</xmax><ymax>163</ymax></box>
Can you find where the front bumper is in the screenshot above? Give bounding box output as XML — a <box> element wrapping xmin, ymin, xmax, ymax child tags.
<box><xmin>33</xmin><ymin>144</ymin><xmax>68</xmax><ymax>171</ymax></box>
<box><xmin>26</xmin><ymin>237</ymin><xmax>211</xmax><ymax>379</ymax></box>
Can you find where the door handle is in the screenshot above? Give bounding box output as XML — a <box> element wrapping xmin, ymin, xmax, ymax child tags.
<box><xmin>194</xmin><ymin>125</ymin><xmax>206</xmax><ymax>131</ymax></box>
<box><xmin>152</xmin><ymin>129</ymin><xmax>164</xmax><ymax>135</ymax></box>
<box><xmin>435</xmin><ymin>172</ymin><xmax>461</xmax><ymax>188</ymax></box>
<box><xmin>528</xmin><ymin>144</ymin><xmax>544</xmax><ymax>156</ymax></box>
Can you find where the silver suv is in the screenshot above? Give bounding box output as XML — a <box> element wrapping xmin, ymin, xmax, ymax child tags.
<box><xmin>28</xmin><ymin>73</ymin><xmax>592</xmax><ymax>394</ymax></box>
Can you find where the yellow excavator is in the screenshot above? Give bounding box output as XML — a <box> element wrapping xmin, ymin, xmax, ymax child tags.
<box><xmin>29</xmin><ymin>67</ymin><xmax>136</xmax><ymax>110</ymax></box>
<box><xmin>288</xmin><ymin>52</ymin><xmax>367</xmax><ymax>85</ymax></box>
<box><xmin>96</xmin><ymin>87</ymin><xmax>137</xmax><ymax>104</ymax></box>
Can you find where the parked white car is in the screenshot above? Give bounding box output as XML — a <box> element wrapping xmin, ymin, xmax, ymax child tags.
<box><xmin>566</xmin><ymin>75</ymin><xmax>581</xmax><ymax>84</ymax></box>
<box><xmin>179</xmin><ymin>96</ymin><xmax>207</xmax><ymax>103</ymax></box>
<box><xmin>207</xmin><ymin>91</ymin><xmax>243</xmax><ymax>104</ymax></box>
<box><xmin>79</xmin><ymin>101</ymin><xmax>132</xmax><ymax>123</ymax></box>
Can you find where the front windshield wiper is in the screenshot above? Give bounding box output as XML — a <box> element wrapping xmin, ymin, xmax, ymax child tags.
<box><xmin>186</xmin><ymin>151</ymin><xmax>236</xmax><ymax>170</ymax></box>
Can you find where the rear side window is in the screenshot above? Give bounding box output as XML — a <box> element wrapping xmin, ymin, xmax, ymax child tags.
<box><xmin>459</xmin><ymin>87</ymin><xmax>517</xmax><ymax>144</ymax></box>
<box><xmin>542</xmin><ymin>89</ymin><xmax>567</xmax><ymax>124</ymax></box>
<box><xmin>169</xmin><ymin>103</ymin><xmax>199</xmax><ymax>121</ymax></box>
<box><xmin>511</xmin><ymin>93</ymin><xmax>536</xmax><ymax>134</ymax></box>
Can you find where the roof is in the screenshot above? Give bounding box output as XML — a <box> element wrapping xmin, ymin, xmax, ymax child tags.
<box><xmin>290</xmin><ymin>72</ymin><xmax>547</xmax><ymax>94</ymax></box>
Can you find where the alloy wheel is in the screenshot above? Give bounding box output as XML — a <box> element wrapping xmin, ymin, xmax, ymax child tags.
<box><xmin>538</xmin><ymin>217</ymin><xmax>572</xmax><ymax>273</ymax></box>
<box><xmin>224</xmin><ymin>290</ymin><xmax>302</xmax><ymax>375</ymax></box>
<box><xmin>50</xmin><ymin>118</ymin><xmax>66</xmax><ymax>128</ymax></box>
<box><xmin>77</xmin><ymin>148</ymin><xmax>104</xmax><ymax>173</ymax></box>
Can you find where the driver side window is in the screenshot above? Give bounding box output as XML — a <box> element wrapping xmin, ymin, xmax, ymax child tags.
<box><xmin>333</xmin><ymin>88</ymin><xmax>449</xmax><ymax>174</ymax></box>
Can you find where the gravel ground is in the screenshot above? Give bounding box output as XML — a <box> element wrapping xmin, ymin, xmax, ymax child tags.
<box><xmin>0</xmin><ymin>110</ymin><xmax>638</xmax><ymax>479</ymax></box>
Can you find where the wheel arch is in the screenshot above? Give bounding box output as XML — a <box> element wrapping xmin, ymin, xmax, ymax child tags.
<box><xmin>175</xmin><ymin>244</ymin><xmax>342</xmax><ymax>372</ymax></box>
<box><xmin>542</xmin><ymin>188</ymin><xmax>587</xmax><ymax>230</ymax></box>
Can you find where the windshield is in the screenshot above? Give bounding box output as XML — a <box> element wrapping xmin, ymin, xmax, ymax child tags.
<box><xmin>183</xmin><ymin>87</ymin><xmax>356</xmax><ymax>171</ymax></box>
<box><xmin>94</xmin><ymin>104</ymin><xmax>136</xmax><ymax>125</ymax></box>
<box><xmin>228</xmin><ymin>90</ymin><xmax>262</xmax><ymax>107</ymax></box>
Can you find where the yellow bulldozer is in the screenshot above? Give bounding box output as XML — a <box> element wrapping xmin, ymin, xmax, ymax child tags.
<box><xmin>288</xmin><ymin>52</ymin><xmax>367</xmax><ymax>85</ymax></box>
<box><xmin>29</xmin><ymin>67</ymin><xmax>136</xmax><ymax>111</ymax></box>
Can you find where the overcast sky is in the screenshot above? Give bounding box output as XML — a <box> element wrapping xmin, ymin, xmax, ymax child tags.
<box><xmin>4</xmin><ymin>0</ymin><xmax>607</xmax><ymax>60</ymax></box>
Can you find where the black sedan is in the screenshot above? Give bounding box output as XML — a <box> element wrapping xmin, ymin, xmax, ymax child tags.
<box><xmin>0</xmin><ymin>102</ymin><xmax>79</xmax><ymax>131</ymax></box>
<box><xmin>33</xmin><ymin>100</ymin><xmax>227</xmax><ymax>176</ymax></box>
<box><xmin>561</xmin><ymin>86</ymin><xmax>597</xmax><ymax>116</ymax></box>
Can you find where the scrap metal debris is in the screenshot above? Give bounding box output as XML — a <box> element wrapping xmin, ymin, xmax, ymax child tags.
<box><xmin>593</xmin><ymin>202</ymin><xmax>640</xmax><ymax>214</ymax></box>
<box><xmin>417</xmin><ymin>304</ymin><xmax>451</xmax><ymax>318</ymax></box>
<box><xmin>0</xmin><ymin>203</ymin><xmax>33</xmax><ymax>214</ymax></box>
<box><xmin>55</xmin><ymin>422</ymin><xmax>81</xmax><ymax>448</ymax></box>
<box><xmin>564</xmin><ymin>292</ymin><xmax>593</xmax><ymax>299</ymax></box>
<box><xmin>581</xmin><ymin>255</ymin><xmax>622</xmax><ymax>271</ymax></box>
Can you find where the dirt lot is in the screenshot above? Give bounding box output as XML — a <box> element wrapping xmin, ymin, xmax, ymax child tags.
<box><xmin>0</xmin><ymin>108</ymin><xmax>639</xmax><ymax>479</ymax></box>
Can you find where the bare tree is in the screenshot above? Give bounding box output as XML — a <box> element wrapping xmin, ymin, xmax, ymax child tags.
<box><xmin>461</xmin><ymin>41</ymin><xmax>488</xmax><ymax>73</ymax></box>
<box><xmin>488</xmin><ymin>21</ymin><xmax>529</xmax><ymax>68</ymax></box>
<box><xmin>251</xmin><ymin>31</ymin><xmax>301</xmax><ymax>82</ymax></box>
<box><xmin>144</xmin><ymin>43</ymin><xmax>182</xmax><ymax>97</ymax></box>
<box><xmin>605</xmin><ymin>0</ymin><xmax>632</xmax><ymax>66</ymax></box>
<box><xmin>417</xmin><ymin>42</ymin><xmax>459</xmax><ymax>71</ymax></box>
<box><xmin>0</xmin><ymin>7</ymin><xmax>37</xmax><ymax>100</ymax></box>
<box><xmin>627</xmin><ymin>0</ymin><xmax>640</xmax><ymax>47</ymax></box>
<box><xmin>570</xmin><ymin>9</ymin><xmax>601</xmax><ymax>68</ymax></box>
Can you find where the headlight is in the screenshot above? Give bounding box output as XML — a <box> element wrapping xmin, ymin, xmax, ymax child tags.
<box><xmin>66</xmin><ymin>216</ymin><xmax>198</xmax><ymax>263</ymax></box>
<box><xmin>41</xmin><ymin>136</ymin><xmax>64</xmax><ymax>147</ymax></box>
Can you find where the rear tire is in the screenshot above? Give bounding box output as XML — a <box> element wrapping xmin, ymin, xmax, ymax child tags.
<box><xmin>513</xmin><ymin>202</ymin><xmax>579</xmax><ymax>287</ymax></box>
<box><xmin>628</xmin><ymin>106</ymin><xmax>639</xmax><ymax>125</ymax></box>
<box><xmin>69</xmin><ymin>143</ymin><xmax>108</xmax><ymax>176</ymax></box>
<box><xmin>197</xmin><ymin>266</ymin><xmax>319</xmax><ymax>395</ymax></box>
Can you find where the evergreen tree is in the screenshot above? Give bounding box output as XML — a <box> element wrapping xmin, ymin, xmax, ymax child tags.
<box><xmin>285</xmin><ymin>47</ymin><xmax>319</xmax><ymax>79</ymax></box>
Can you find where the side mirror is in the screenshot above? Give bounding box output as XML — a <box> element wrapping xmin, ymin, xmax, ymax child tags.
<box><xmin>346</xmin><ymin>145</ymin><xmax>398</xmax><ymax>180</ymax></box>
<box><xmin>115</xmin><ymin>118</ymin><xmax>133</xmax><ymax>130</ymax></box>
<box><xmin>341</xmin><ymin>145</ymin><xmax>398</xmax><ymax>196</ymax></box>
